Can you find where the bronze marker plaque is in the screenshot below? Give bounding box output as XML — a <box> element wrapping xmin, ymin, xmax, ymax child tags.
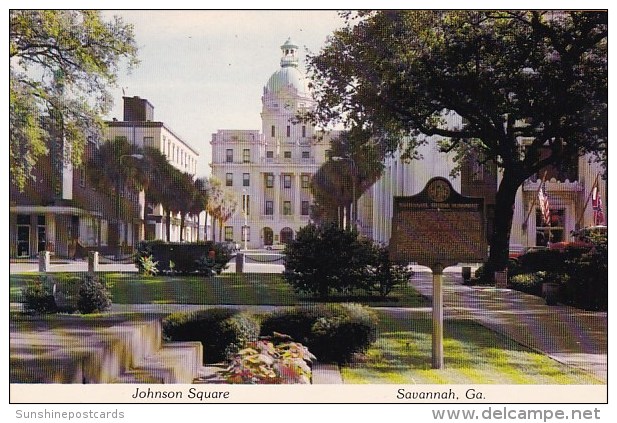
<box><xmin>389</xmin><ymin>177</ymin><xmax>487</xmax><ymax>268</ymax></box>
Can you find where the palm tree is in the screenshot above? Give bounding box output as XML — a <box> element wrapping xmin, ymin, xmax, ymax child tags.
<box><xmin>174</xmin><ymin>171</ymin><xmax>198</xmax><ymax>242</ymax></box>
<box><xmin>87</xmin><ymin>137</ymin><xmax>146</xmax><ymax>258</ymax></box>
<box><xmin>142</xmin><ymin>147</ymin><xmax>179</xmax><ymax>242</ymax></box>
<box><xmin>218</xmin><ymin>190</ymin><xmax>239</xmax><ymax>242</ymax></box>
<box><xmin>311</xmin><ymin>130</ymin><xmax>385</xmax><ymax>229</ymax></box>
<box><xmin>190</xmin><ymin>177</ymin><xmax>210</xmax><ymax>241</ymax></box>
<box><xmin>206</xmin><ymin>176</ymin><xmax>224</xmax><ymax>241</ymax></box>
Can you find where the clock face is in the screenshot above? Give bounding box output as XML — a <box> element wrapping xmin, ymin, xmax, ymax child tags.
<box><xmin>427</xmin><ymin>179</ymin><xmax>451</xmax><ymax>203</ymax></box>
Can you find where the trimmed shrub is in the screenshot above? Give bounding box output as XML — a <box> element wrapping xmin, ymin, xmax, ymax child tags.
<box><xmin>508</xmin><ymin>273</ymin><xmax>545</xmax><ymax>296</ymax></box>
<box><xmin>162</xmin><ymin>308</ymin><xmax>260</xmax><ymax>363</ymax></box>
<box><xmin>259</xmin><ymin>303</ymin><xmax>378</xmax><ymax>364</ymax></box>
<box><xmin>135</xmin><ymin>241</ymin><xmax>230</xmax><ymax>275</ymax></box>
<box><xmin>310</xmin><ymin>303</ymin><xmax>378</xmax><ymax>363</ymax></box>
<box><xmin>284</xmin><ymin>223</ymin><xmax>406</xmax><ymax>298</ymax></box>
<box><xmin>22</xmin><ymin>276</ymin><xmax>57</xmax><ymax>314</ymax></box>
<box><xmin>563</xmin><ymin>235</ymin><xmax>608</xmax><ymax>310</ymax></box>
<box><xmin>260</xmin><ymin>306</ymin><xmax>333</xmax><ymax>346</ymax></box>
<box><xmin>77</xmin><ymin>274</ymin><xmax>112</xmax><ymax>314</ymax></box>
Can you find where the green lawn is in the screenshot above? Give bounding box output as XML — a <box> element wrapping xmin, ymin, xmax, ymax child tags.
<box><xmin>340</xmin><ymin>310</ymin><xmax>603</xmax><ymax>384</ymax></box>
<box><xmin>10</xmin><ymin>272</ymin><xmax>602</xmax><ymax>384</ymax></box>
<box><xmin>9</xmin><ymin>272</ymin><xmax>427</xmax><ymax>307</ymax></box>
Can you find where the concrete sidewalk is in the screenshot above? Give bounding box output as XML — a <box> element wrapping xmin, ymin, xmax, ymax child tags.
<box><xmin>9</xmin><ymin>259</ymin><xmax>138</xmax><ymax>274</ymax></box>
<box><xmin>408</xmin><ymin>266</ymin><xmax>607</xmax><ymax>382</ymax></box>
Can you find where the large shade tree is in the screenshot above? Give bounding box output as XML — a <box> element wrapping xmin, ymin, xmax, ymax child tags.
<box><xmin>10</xmin><ymin>10</ymin><xmax>138</xmax><ymax>192</ymax></box>
<box><xmin>307</xmin><ymin>10</ymin><xmax>607</xmax><ymax>275</ymax></box>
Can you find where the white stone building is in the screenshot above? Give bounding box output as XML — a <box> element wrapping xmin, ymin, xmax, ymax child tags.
<box><xmin>210</xmin><ymin>39</ymin><xmax>335</xmax><ymax>248</ymax></box>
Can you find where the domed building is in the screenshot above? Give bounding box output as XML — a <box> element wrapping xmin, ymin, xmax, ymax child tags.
<box><xmin>210</xmin><ymin>38</ymin><xmax>337</xmax><ymax>248</ymax></box>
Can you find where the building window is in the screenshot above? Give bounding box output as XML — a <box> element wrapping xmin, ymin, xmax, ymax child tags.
<box><xmin>79</xmin><ymin>168</ymin><xmax>86</xmax><ymax>187</ymax></box>
<box><xmin>283</xmin><ymin>151</ymin><xmax>292</xmax><ymax>159</ymax></box>
<box><xmin>301</xmin><ymin>201</ymin><xmax>310</xmax><ymax>216</ymax></box>
<box><xmin>287</xmin><ymin>125</ymin><xmax>291</xmax><ymax>137</ymax></box>
<box><xmin>265</xmin><ymin>200</ymin><xmax>274</xmax><ymax>215</ymax></box>
<box><xmin>243</xmin><ymin>149</ymin><xmax>250</xmax><ymax>163</ymax></box>
<box><xmin>536</xmin><ymin>209</ymin><xmax>565</xmax><ymax>246</ymax></box>
<box><xmin>325</xmin><ymin>149</ymin><xmax>332</xmax><ymax>160</ymax></box>
<box><xmin>301</xmin><ymin>151</ymin><xmax>310</xmax><ymax>159</ymax></box>
<box><xmin>226</xmin><ymin>173</ymin><xmax>233</xmax><ymax>187</ymax></box>
<box><xmin>271</xmin><ymin>125</ymin><xmax>275</xmax><ymax>137</ymax></box>
<box><xmin>243</xmin><ymin>173</ymin><xmax>250</xmax><ymax>187</ymax></box>
<box><xmin>224</xmin><ymin>226</ymin><xmax>234</xmax><ymax>242</ymax></box>
<box><xmin>266</xmin><ymin>150</ymin><xmax>274</xmax><ymax>159</ymax></box>
<box><xmin>143</xmin><ymin>136</ymin><xmax>154</xmax><ymax>148</ymax></box>
<box><xmin>242</xmin><ymin>194</ymin><xmax>250</xmax><ymax>216</ymax></box>
<box><xmin>302</xmin><ymin>125</ymin><xmax>306</xmax><ymax>138</ymax></box>
<box><xmin>242</xmin><ymin>226</ymin><xmax>250</xmax><ymax>242</ymax></box>
<box><xmin>283</xmin><ymin>174</ymin><xmax>292</xmax><ymax>189</ymax></box>
<box><xmin>301</xmin><ymin>174</ymin><xmax>310</xmax><ymax>189</ymax></box>
<box><xmin>265</xmin><ymin>173</ymin><xmax>274</xmax><ymax>188</ymax></box>
<box><xmin>283</xmin><ymin>201</ymin><xmax>292</xmax><ymax>215</ymax></box>
<box><xmin>226</xmin><ymin>149</ymin><xmax>233</xmax><ymax>163</ymax></box>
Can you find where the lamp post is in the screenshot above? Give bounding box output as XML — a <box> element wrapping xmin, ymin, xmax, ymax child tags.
<box><xmin>332</xmin><ymin>156</ymin><xmax>357</xmax><ymax>230</ymax></box>
<box><xmin>242</xmin><ymin>188</ymin><xmax>248</xmax><ymax>251</ymax></box>
<box><xmin>116</xmin><ymin>153</ymin><xmax>143</xmax><ymax>260</ymax></box>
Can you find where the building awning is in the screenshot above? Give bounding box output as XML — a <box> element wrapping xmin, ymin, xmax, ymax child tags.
<box><xmin>10</xmin><ymin>205</ymin><xmax>103</xmax><ymax>218</ymax></box>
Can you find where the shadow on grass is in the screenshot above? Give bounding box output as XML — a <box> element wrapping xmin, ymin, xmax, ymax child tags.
<box><xmin>341</xmin><ymin>311</ymin><xmax>603</xmax><ymax>384</ymax></box>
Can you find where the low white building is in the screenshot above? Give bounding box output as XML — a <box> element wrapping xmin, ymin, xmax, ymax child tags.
<box><xmin>210</xmin><ymin>38</ymin><xmax>336</xmax><ymax>248</ymax></box>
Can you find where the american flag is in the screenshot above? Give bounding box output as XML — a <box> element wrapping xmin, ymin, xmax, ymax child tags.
<box><xmin>538</xmin><ymin>182</ymin><xmax>551</xmax><ymax>226</ymax></box>
<box><xmin>592</xmin><ymin>184</ymin><xmax>605</xmax><ymax>225</ymax></box>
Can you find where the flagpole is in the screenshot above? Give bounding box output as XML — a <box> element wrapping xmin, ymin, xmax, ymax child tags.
<box><xmin>576</xmin><ymin>173</ymin><xmax>600</xmax><ymax>229</ymax></box>
<box><xmin>522</xmin><ymin>170</ymin><xmax>548</xmax><ymax>230</ymax></box>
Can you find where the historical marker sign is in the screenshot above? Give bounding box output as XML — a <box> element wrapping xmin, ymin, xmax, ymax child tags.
<box><xmin>389</xmin><ymin>177</ymin><xmax>487</xmax><ymax>369</ymax></box>
<box><xmin>390</xmin><ymin>177</ymin><xmax>487</xmax><ymax>269</ymax></box>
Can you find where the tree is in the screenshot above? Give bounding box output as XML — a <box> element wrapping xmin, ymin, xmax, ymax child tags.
<box><xmin>191</xmin><ymin>177</ymin><xmax>210</xmax><ymax>241</ymax></box>
<box><xmin>206</xmin><ymin>177</ymin><xmax>224</xmax><ymax>242</ymax></box>
<box><xmin>307</xmin><ymin>11</ymin><xmax>607</xmax><ymax>275</ymax></box>
<box><xmin>171</xmin><ymin>171</ymin><xmax>198</xmax><ymax>242</ymax></box>
<box><xmin>311</xmin><ymin>129</ymin><xmax>385</xmax><ymax>228</ymax></box>
<box><xmin>142</xmin><ymin>147</ymin><xmax>178</xmax><ymax>242</ymax></box>
<box><xmin>217</xmin><ymin>191</ymin><xmax>239</xmax><ymax>242</ymax></box>
<box><xmin>87</xmin><ymin>137</ymin><xmax>146</xmax><ymax>256</ymax></box>
<box><xmin>10</xmin><ymin>10</ymin><xmax>138</xmax><ymax>192</ymax></box>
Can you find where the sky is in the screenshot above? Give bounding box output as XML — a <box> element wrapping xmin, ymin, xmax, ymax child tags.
<box><xmin>100</xmin><ymin>10</ymin><xmax>347</xmax><ymax>178</ymax></box>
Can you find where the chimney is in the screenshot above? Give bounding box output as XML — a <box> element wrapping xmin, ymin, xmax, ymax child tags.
<box><xmin>123</xmin><ymin>96</ymin><xmax>154</xmax><ymax>121</ymax></box>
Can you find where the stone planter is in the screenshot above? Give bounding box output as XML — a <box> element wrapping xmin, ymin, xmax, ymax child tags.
<box><xmin>542</xmin><ymin>282</ymin><xmax>561</xmax><ymax>306</ymax></box>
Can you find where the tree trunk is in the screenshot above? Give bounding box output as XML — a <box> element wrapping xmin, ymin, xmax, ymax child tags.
<box><xmin>218</xmin><ymin>219</ymin><xmax>223</xmax><ymax>242</ymax></box>
<box><xmin>180</xmin><ymin>214</ymin><xmax>185</xmax><ymax>242</ymax></box>
<box><xmin>486</xmin><ymin>167</ymin><xmax>525</xmax><ymax>277</ymax></box>
<box><xmin>196</xmin><ymin>215</ymin><xmax>201</xmax><ymax>242</ymax></box>
<box><xmin>165</xmin><ymin>208</ymin><xmax>171</xmax><ymax>242</ymax></box>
